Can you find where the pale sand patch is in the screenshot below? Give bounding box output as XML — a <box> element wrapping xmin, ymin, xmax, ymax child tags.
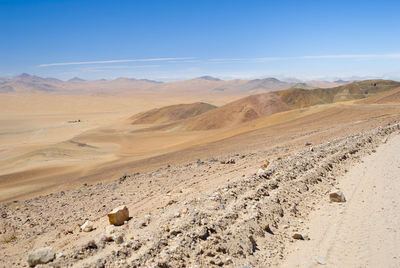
<box><xmin>281</xmin><ymin>134</ymin><xmax>400</xmax><ymax>268</ymax></box>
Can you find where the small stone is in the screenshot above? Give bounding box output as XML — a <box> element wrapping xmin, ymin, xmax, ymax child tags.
<box><xmin>107</xmin><ymin>205</ymin><xmax>129</xmax><ymax>226</ymax></box>
<box><xmin>198</xmin><ymin>227</ymin><xmax>209</xmax><ymax>240</ymax></box>
<box><xmin>113</xmin><ymin>234</ymin><xmax>124</xmax><ymax>244</ymax></box>
<box><xmin>292</xmin><ymin>232</ymin><xmax>308</xmax><ymax>240</ymax></box>
<box><xmin>80</xmin><ymin>220</ymin><xmax>94</xmax><ymax>232</ymax></box>
<box><xmin>221</xmin><ymin>158</ymin><xmax>235</xmax><ymax>164</ymax></box>
<box><xmin>81</xmin><ymin>240</ymin><xmax>97</xmax><ymax>250</ymax></box>
<box><xmin>269</xmin><ymin>179</ymin><xmax>279</xmax><ymax>189</ymax></box>
<box><xmin>305</xmin><ymin>142</ymin><xmax>312</xmax><ymax>146</ymax></box>
<box><xmin>329</xmin><ymin>190</ymin><xmax>346</xmax><ymax>202</ymax></box>
<box><xmin>316</xmin><ymin>256</ymin><xmax>326</xmax><ymax>265</ymax></box>
<box><xmin>99</xmin><ymin>234</ymin><xmax>113</xmax><ymax>242</ymax></box>
<box><xmin>144</xmin><ymin>214</ymin><xmax>151</xmax><ymax>224</ymax></box>
<box><xmin>28</xmin><ymin>247</ymin><xmax>56</xmax><ymax>267</ymax></box>
<box><xmin>257</xmin><ymin>168</ymin><xmax>266</xmax><ymax>178</ymax></box>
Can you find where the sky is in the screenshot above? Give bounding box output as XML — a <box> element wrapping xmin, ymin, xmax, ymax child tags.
<box><xmin>1</xmin><ymin>0</ymin><xmax>400</xmax><ymax>81</ymax></box>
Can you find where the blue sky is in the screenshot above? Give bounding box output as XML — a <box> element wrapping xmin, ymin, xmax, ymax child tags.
<box><xmin>1</xmin><ymin>0</ymin><xmax>400</xmax><ymax>81</ymax></box>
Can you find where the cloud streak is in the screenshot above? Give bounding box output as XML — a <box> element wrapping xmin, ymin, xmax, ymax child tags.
<box><xmin>39</xmin><ymin>54</ymin><xmax>400</xmax><ymax>67</ymax></box>
<box><xmin>208</xmin><ymin>53</ymin><xmax>400</xmax><ymax>62</ymax></box>
<box><xmin>39</xmin><ymin>57</ymin><xmax>196</xmax><ymax>67</ymax></box>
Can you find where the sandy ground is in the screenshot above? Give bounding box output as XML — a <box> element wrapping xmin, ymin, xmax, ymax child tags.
<box><xmin>0</xmin><ymin>93</ymin><xmax>241</xmax><ymax>202</ymax></box>
<box><xmin>282</xmin><ymin>134</ymin><xmax>400</xmax><ymax>268</ymax></box>
<box><xmin>1</xmin><ymin>119</ymin><xmax>399</xmax><ymax>267</ymax></box>
<box><xmin>1</xmin><ymin>101</ymin><xmax>400</xmax><ymax>203</ymax></box>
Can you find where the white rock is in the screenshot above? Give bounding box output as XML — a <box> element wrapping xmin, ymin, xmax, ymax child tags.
<box><xmin>105</xmin><ymin>225</ymin><xmax>117</xmax><ymax>234</ymax></box>
<box><xmin>28</xmin><ymin>247</ymin><xmax>56</xmax><ymax>267</ymax></box>
<box><xmin>81</xmin><ymin>220</ymin><xmax>94</xmax><ymax>232</ymax></box>
<box><xmin>316</xmin><ymin>256</ymin><xmax>327</xmax><ymax>265</ymax></box>
<box><xmin>257</xmin><ymin>168</ymin><xmax>266</xmax><ymax>178</ymax></box>
<box><xmin>329</xmin><ymin>190</ymin><xmax>346</xmax><ymax>202</ymax></box>
<box><xmin>99</xmin><ymin>233</ymin><xmax>113</xmax><ymax>242</ymax></box>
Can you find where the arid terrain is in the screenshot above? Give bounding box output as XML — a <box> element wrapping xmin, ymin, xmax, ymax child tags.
<box><xmin>1</xmin><ymin>76</ymin><xmax>400</xmax><ymax>267</ymax></box>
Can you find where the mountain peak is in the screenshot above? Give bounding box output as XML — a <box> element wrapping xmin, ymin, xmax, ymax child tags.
<box><xmin>68</xmin><ymin>77</ymin><xmax>85</xmax><ymax>82</ymax></box>
<box><xmin>198</xmin><ymin>76</ymin><xmax>221</xmax><ymax>81</ymax></box>
<box><xmin>260</xmin><ymin>77</ymin><xmax>281</xmax><ymax>82</ymax></box>
<box><xmin>16</xmin><ymin>73</ymin><xmax>32</xmax><ymax>79</ymax></box>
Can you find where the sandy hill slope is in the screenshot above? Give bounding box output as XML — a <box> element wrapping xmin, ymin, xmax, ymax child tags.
<box><xmin>182</xmin><ymin>92</ymin><xmax>290</xmax><ymax>130</ymax></box>
<box><xmin>130</xmin><ymin>102</ymin><xmax>217</xmax><ymax>124</ymax></box>
<box><xmin>328</xmin><ymin>79</ymin><xmax>400</xmax><ymax>102</ymax></box>
<box><xmin>163</xmin><ymin>79</ymin><xmax>400</xmax><ymax>130</ymax></box>
<box><xmin>356</xmin><ymin>86</ymin><xmax>400</xmax><ymax>104</ymax></box>
<box><xmin>137</xmin><ymin>80</ymin><xmax>400</xmax><ymax>132</ymax></box>
<box><xmin>1</xmin><ymin>109</ymin><xmax>399</xmax><ymax>267</ymax></box>
<box><xmin>291</xmin><ymin>82</ymin><xmax>317</xmax><ymax>90</ymax></box>
<box><xmin>306</xmin><ymin>80</ymin><xmax>348</xmax><ymax>88</ymax></box>
<box><xmin>277</xmin><ymin>79</ymin><xmax>400</xmax><ymax>109</ymax></box>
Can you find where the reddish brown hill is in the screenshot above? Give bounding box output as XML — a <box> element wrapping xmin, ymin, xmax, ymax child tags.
<box><xmin>182</xmin><ymin>92</ymin><xmax>289</xmax><ymax>130</ymax></box>
<box><xmin>277</xmin><ymin>79</ymin><xmax>400</xmax><ymax>109</ymax></box>
<box><xmin>131</xmin><ymin>79</ymin><xmax>400</xmax><ymax>131</ymax></box>
<box><xmin>356</xmin><ymin>86</ymin><xmax>400</xmax><ymax>104</ymax></box>
<box><xmin>130</xmin><ymin>102</ymin><xmax>217</xmax><ymax>124</ymax></box>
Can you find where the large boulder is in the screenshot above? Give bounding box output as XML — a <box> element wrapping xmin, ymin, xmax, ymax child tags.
<box><xmin>107</xmin><ymin>205</ymin><xmax>129</xmax><ymax>226</ymax></box>
<box><xmin>27</xmin><ymin>247</ymin><xmax>56</xmax><ymax>267</ymax></box>
<box><xmin>329</xmin><ymin>190</ymin><xmax>346</xmax><ymax>202</ymax></box>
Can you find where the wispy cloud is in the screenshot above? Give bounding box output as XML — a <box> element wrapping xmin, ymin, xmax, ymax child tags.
<box><xmin>208</xmin><ymin>53</ymin><xmax>400</xmax><ymax>62</ymax></box>
<box><xmin>79</xmin><ymin>65</ymin><xmax>161</xmax><ymax>73</ymax></box>
<box><xmin>39</xmin><ymin>54</ymin><xmax>400</xmax><ymax>67</ymax></box>
<box><xmin>39</xmin><ymin>57</ymin><xmax>196</xmax><ymax>67</ymax></box>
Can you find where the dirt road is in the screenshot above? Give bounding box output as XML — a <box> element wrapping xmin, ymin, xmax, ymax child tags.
<box><xmin>282</xmin><ymin>134</ymin><xmax>400</xmax><ymax>267</ymax></box>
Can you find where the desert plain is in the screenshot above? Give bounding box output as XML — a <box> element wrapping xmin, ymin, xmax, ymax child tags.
<box><xmin>1</xmin><ymin>75</ymin><xmax>400</xmax><ymax>267</ymax></box>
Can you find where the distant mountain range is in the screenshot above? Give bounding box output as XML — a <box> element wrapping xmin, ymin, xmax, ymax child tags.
<box><xmin>0</xmin><ymin>73</ymin><xmax>350</xmax><ymax>95</ymax></box>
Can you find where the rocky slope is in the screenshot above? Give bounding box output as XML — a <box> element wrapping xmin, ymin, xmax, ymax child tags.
<box><xmin>1</xmin><ymin>119</ymin><xmax>399</xmax><ymax>267</ymax></box>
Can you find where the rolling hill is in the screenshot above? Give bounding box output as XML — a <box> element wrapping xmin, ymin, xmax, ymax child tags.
<box><xmin>277</xmin><ymin>79</ymin><xmax>400</xmax><ymax>109</ymax></box>
<box><xmin>134</xmin><ymin>79</ymin><xmax>400</xmax><ymax>131</ymax></box>
<box><xmin>130</xmin><ymin>102</ymin><xmax>217</xmax><ymax>124</ymax></box>
<box><xmin>356</xmin><ymin>86</ymin><xmax>400</xmax><ymax>104</ymax></box>
<box><xmin>175</xmin><ymin>92</ymin><xmax>289</xmax><ymax>130</ymax></box>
